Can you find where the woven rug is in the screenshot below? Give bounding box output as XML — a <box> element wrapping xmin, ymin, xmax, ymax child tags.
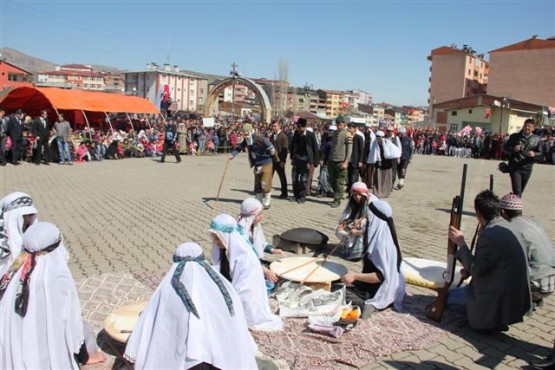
<box><xmin>134</xmin><ymin>270</ymin><xmax>458</xmax><ymax>369</ymax></box>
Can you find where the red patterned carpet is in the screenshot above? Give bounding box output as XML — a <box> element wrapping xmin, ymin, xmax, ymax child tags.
<box><xmin>134</xmin><ymin>270</ymin><xmax>457</xmax><ymax>369</ymax></box>
<box><xmin>252</xmin><ymin>292</ymin><xmax>456</xmax><ymax>369</ymax></box>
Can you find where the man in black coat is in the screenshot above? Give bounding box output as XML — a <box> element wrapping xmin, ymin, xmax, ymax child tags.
<box><xmin>270</xmin><ymin>119</ymin><xmax>289</xmax><ymax>199</ymax></box>
<box><xmin>447</xmin><ymin>190</ymin><xmax>531</xmax><ymax>332</ymax></box>
<box><xmin>347</xmin><ymin>121</ymin><xmax>364</xmax><ymax>192</ymax></box>
<box><xmin>160</xmin><ymin>119</ymin><xmax>181</xmax><ymax>163</ymax></box>
<box><xmin>7</xmin><ymin>109</ymin><xmax>25</xmax><ymax>165</ymax></box>
<box><xmin>289</xmin><ymin>118</ymin><xmax>319</xmax><ymax>203</ymax></box>
<box><xmin>32</xmin><ymin>110</ymin><xmax>51</xmax><ymax>165</ymax></box>
<box><xmin>503</xmin><ymin>119</ymin><xmax>542</xmax><ymax>196</ymax></box>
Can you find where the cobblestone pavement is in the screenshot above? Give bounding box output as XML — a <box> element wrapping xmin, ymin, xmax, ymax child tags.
<box><xmin>1</xmin><ymin>154</ymin><xmax>553</xmax><ymax>369</ymax></box>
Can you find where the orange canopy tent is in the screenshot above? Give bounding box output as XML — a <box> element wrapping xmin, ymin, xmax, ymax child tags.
<box><xmin>0</xmin><ymin>87</ymin><xmax>159</xmax><ymax>131</ymax></box>
<box><xmin>0</xmin><ymin>86</ymin><xmax>159</xmax><ymax>115</ymax></box>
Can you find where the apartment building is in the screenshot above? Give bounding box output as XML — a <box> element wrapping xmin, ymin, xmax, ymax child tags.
<box><xmin>123</xmin><ymin>63</ymin><xmax>208</xmax><ymax>112</ymax></box>
<box><xmin>487</xmin><ymin>36</ymin><xmax>555</xmax><ymax>107</ymax></box>
<box><xmin>318</xmin><ymin>89</ymin><xmax>345</xmax><ymax>117</ymax></box>
<box><xmin>37</xmin><ymin>64</ymin><xmax>105</xmax><ymax>90</ymax></box>
<box><xmin>427</xmin><ymin>45</ymin><xmax>489</xmax><ymax>111</ymax></box>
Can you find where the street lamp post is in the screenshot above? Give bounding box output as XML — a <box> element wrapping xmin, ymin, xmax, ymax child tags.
<box><xmin>499</xmin><ymin>97</ymin><xmax>509</xmax><ymax>134</ymax></box>
<box><xmin>230</xmin><ymin>62</ymin><xmax>240</xmax><ymax>120</ymax></box>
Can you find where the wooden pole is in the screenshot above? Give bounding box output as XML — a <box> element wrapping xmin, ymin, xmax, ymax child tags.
<box><xmin>216</xmin><ymin>160</ymin><xmax>231</xmax><ymax>202</ymax></box>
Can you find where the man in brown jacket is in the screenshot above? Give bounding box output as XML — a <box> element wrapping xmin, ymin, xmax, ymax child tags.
<box><xmin>271</xmin><ymin>119</ymin><xmax>289</xmax><ymax>199</ymax></box>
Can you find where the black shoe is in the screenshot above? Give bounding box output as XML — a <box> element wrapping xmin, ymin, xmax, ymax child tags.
<box><xmin>299</xmin><ymin>197</ymin><xmax>306</xmax><ymax>204</ymax></box>
<box><xmin>35</xmin><ymin>162</ymin><xmax>40</xmax><ymax>166</ymax></box>
<box><xmin>295</xmin><ymin>198</ymin><xmax>301</xmax><ymax>204</ymax></box>
<box><xmin>529</xmin><ymin>348</ymin><xmax>555</xmax><ymax>369</ymax></box>
<box><xmin>0</xmin><ymin>162</ymin><xmax>6</xmax><ymax>166</ymax></box>
<box><xmin>12</xmin><ymin>162</ymin><xmax>20</xmax><ymax>166</ymax></box>
<box><xmin>330</xmin><ymin>201</ymin><xmax>340</xmax><ymax>208</ymax></box>
<box><xmin>43</xmin><ymin>162</ymin><xmax>50</xmax><ymax>165</ymax></box>
<box><xmin>279</xmin><ymin>194</ymin><xmax>288</xmax><ymax>199</ymax></box>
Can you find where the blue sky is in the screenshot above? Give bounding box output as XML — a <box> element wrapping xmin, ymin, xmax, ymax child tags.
<box><xmin>1</xmin><ymin>0</ymin><xmax>553</xmax><ymax>106</ymax></box>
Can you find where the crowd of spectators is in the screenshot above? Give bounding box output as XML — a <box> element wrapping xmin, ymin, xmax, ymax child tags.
<box><xmin>1</xmin><ymin>108</ymin><xmax>554</xmax><ymax>166</ymax></box>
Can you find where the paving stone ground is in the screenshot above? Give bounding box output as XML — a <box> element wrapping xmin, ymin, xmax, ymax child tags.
<box><xmin>1</xmin><ymin>154</ymin><xmax>553</xmax><ymax>369</ymax></box>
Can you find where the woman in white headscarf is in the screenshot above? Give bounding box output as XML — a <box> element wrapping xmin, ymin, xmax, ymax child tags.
<box><xmin>0</xmin><ymin>192</ymin><xmax>38</xmax><ymax>276</ymax></box>
<box><xmin>335</xmin><ymin>182</ymin><xmax>378</xmax><ymax>261</ymax></box>
<box><xmin>0</xmin><ymin>222</ymin><xmax>87</xmax><ymax>369</ymax></box>
<box><xmin>210</xmin><ymin>214</ymin><xmax>283</xmax><ymax>331</ymax></box>
<box><xmin>237</xmin><ymin>197</ymin><xmax>285</xmax><ymax>283</ymax></box>
<box><xmin>341</xmin><ymin>200</ymin><xmax>405</xmax><ymax>318</ymax></box>
<box><xmin>124</xmin><ymin>242</ymin><xmax>257</xmax><ymax>369</ymax></box>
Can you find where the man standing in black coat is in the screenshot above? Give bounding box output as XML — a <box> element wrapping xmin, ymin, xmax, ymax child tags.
<box><xmin>289</xmin><ymin>118</ymin><xmax>319</xmax><ymax>203</ymax></box>
<box><xmin>32</xmin><ymin>110</ymin><xmax>51</xmax><ymax>165</ymax></box>
<box><xmin>347</xmin><ymin>120</ymin><xmax>364</xmax><ymax>193</ymax></box>
<box><xmin>503</xmin><ymin>119</ymin><xmax>542</xmax><ymax>197</ymax></box>
<box><xmin>395</xmin><ymin>127</ymin><xmax>412</xmax><ymax>190</ymax></box>
<box><xmin>271</xmin><ymin>119</ymin><xmax>289</xmax><ymax>199</ymax></box>
<box><xmin>160</xmin><ymin>119</ymin><xmax>181</xmax><ymax>164</ymax></box>
<box><xmin>7</xmin><ymin>109</ymin><xmax>25</xmax><ymax>165</ymax></box>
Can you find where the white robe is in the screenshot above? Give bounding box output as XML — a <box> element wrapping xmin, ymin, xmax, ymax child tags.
<box><xmin>0</xmin><ymin>222</ymin><xmax>84</xmax><ymax>369</ymax></box>
<box><xmin>125</xmin><ymin>243</ymin><xmax>258</xmax><ymax>369</ymax></box>
<box><xmin>211</xmin><ymin>215</ymin><xmax>283</xmax><ymax>331</ymax></box>
<box><xmin>364</xmin><ymin>206</ymin><xmax>405</xmax><ymax>311</ymax></box>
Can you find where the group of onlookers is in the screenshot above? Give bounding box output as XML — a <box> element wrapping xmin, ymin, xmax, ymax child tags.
<box><xmin>412</xmin><ymin>127</ymin><xmax>555</xmax><ymax>164</ymax></box>
<box><xmin>2</xmin><ymin>106</ymin><xmax>554</xmax><ymax>168</ymax></box>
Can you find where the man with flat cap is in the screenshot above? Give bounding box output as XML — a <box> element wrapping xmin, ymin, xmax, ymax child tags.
<box><xmin>290</xmin><ymin>118</ymin><xmax>319</xmax><ymax>203</ymax></box>
<box><xmin>229</xmin><ymin>123</ymin><xmax>276</xmax><ymax>209</ymax></box>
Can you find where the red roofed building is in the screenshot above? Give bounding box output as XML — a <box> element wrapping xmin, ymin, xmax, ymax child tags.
<box><xmin>487</xmin><ymin>36</ymin><xmax>555</xmax><ymax>107</ymax></box>
<box><xmin>0</xmin><ymin>59</ymin><xmax>33</xmax><ymax>91</ymax></box>
<box><xmin>37</xmin><ymin>64</ymin><xmax>105</xmax><ymax>90</ymax></box>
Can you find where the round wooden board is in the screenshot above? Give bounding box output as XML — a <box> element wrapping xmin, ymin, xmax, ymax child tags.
<box><xmin>104</xmin><ymin>301</ymin><xmax>148</xmax><ymax>343</ymax></box>
<box><xmin>270</xmin><ymin>256</ymin><xmax>347</xmax><ymax>283</ymax></box>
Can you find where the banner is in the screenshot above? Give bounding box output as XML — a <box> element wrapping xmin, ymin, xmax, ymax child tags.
<box><xmin>203</xmin><ymin>117</ymin><xmax>215</xmax><ymax>127</ymax></box>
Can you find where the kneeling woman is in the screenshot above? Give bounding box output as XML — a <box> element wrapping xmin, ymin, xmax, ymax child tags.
<box><xmin>125</xmin><ymin>242</ymin><xmax>257</xmax><ymax>369</ymax></box>
<box><xmin>341</xmin><ymin>200</ymin><xmax>405</xmax><ymax>318</ymax></box>
<box><xmin>210</xmin><ymin>214</ymin><xmax>283</xmax><ymax>331</ymax></box>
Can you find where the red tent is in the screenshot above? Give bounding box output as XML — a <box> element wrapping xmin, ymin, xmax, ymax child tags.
<box><xmin>0</xmin><ymin>86</ymin><xmax>159</xmax><ymax>129</ymax></box>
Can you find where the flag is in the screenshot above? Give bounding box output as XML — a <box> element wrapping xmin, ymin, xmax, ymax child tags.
<box><xmin>485</xmin><ymin>108</ymin><xmax>491</xmax><ymax>119</ymax></box>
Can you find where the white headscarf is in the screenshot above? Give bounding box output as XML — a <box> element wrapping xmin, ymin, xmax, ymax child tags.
<box><xmin>364</xmin><ymin>201</ymin><xmax>405</xmax><ymax>311</ymax></box>
<box><xmin>209</xmin><ymin>214</ymin><xmax>283</xmax><ymax>331</ymax></box>
<box><xmin>124</xmin><ymin>242</ymin><xmax>257</xmax><ymax>369</ymax></box>
<box><xmin>0</xmin><ymin>222</ymin><xmax>83</xmax><ymax>369</ymax></box>
<box><xmin>0</xmin><ymin>192</ymin><xmax>38</xmax><ymax>276</ymax></box>
<box><xmin>237</xmin><ymin>197</ymin><xmax>268</xmax><ymax>258</ymax></box>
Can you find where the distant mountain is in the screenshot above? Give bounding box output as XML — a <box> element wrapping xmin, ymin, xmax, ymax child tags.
<box><xmin>0</xmin><ymin>47</ymin><xmax>121</xmax><ymax>74</ymax></box>
<box><xmin>0</xmin><ymin>47</ymin><xmax>55</xmax><ymax>74</ymax></box>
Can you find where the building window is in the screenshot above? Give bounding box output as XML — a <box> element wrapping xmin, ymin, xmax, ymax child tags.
<box><xmin>468</xmin><ymin>109</ymin><xmax>473</xmax><ymax>114</ymax></box>
<box><xmin>450</xmin><ymin>123</ymin><xmax>458</xmax><ymax>131</ymax></box>
<box><xmin>451</xmin><ymin>111</ymin><xmax>458</xmax><ymax>116</ymax></box>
